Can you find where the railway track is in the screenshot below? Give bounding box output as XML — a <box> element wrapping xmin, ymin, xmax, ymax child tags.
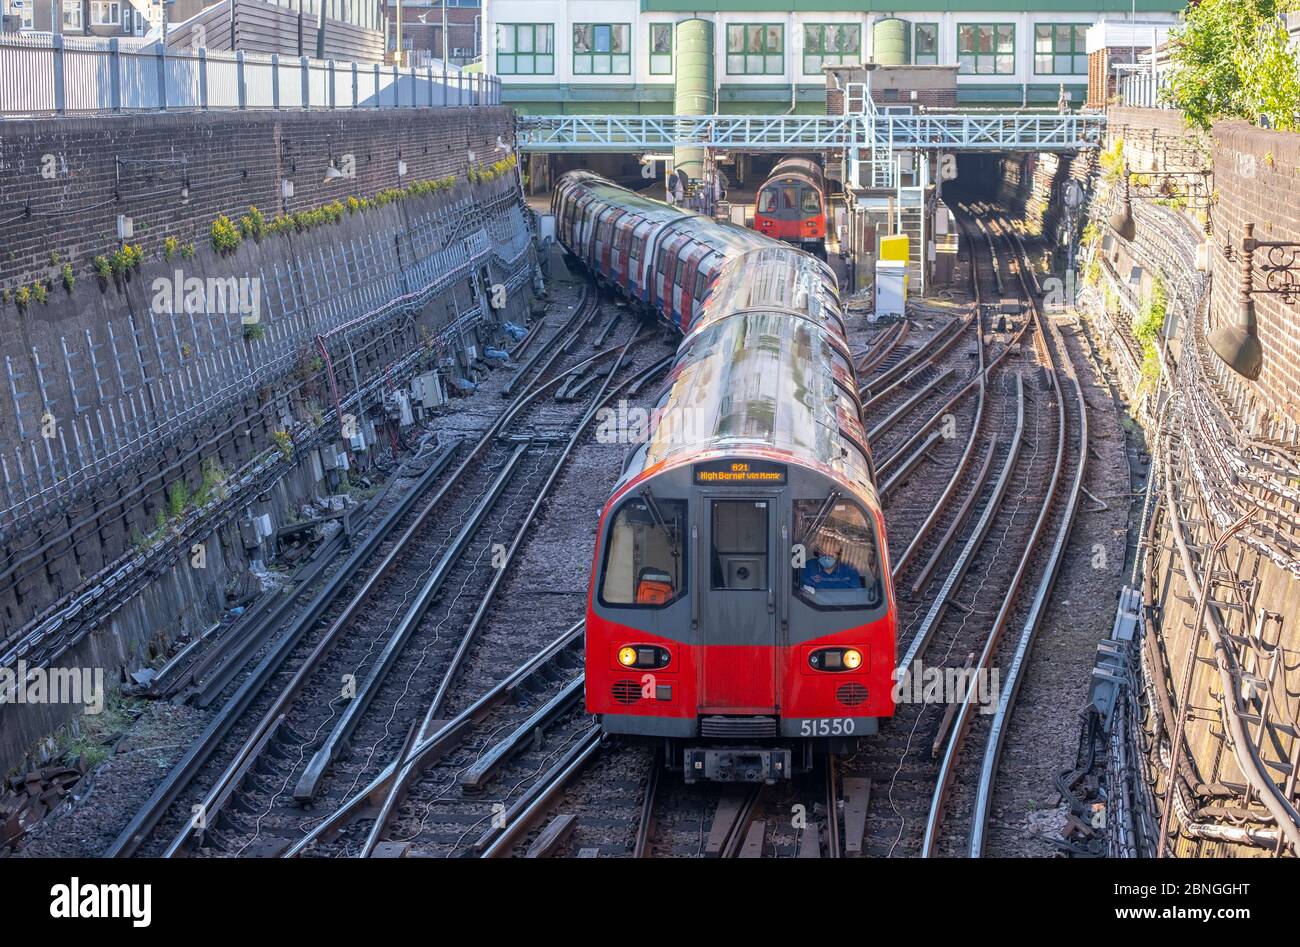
<box><xmin>836</xmin><ymin>198</ymin><xmax>1088</xmax><ymax>859</ymax></box>
<box><xmin>417</xmin><ymin>198</ymin><xmax>1090</xmax><ymax>861</ymax></box>
<box><xmin>99</xmin><ymin>195</ymin><xmax>1088</xmax><ymax>860</ymax></box>
<box><xmin>105</xmin><ymin>283</ymin><xmax>671</xmax><ymax>858</ymax></box>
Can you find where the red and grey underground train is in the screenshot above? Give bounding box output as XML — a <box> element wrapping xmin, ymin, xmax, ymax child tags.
<box><xmin>553</xmin><ymin>171</ymin><xmax>896</xmax><ymax>782</ymax></box>
<box><xmin>753</xmin><ymin>157</ymin><xmax>828</xmax><ymax>258</ymax></box>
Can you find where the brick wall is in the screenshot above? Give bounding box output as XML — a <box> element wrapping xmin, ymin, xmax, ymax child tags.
<box><xmin>1209</xmin><ymin>120</ymin><xmax>1300</xmax><ymax>422</ymax></box>
<box><xmin>1106</xmin><ymin>106</ymin><xmax>1300</xmax><ymax>421</ymax></box>
<box><xmin>0</xmin><ymin>107</ymin><xmax>513</xmax><ymax>289</ymax></box>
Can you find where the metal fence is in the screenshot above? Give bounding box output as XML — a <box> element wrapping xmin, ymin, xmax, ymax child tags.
<box><xmin>0</xmin><ymin>33</ymin><xmax>500</xmax><ymax>114</ymax></box>
<box><xmin>0</xmin><ymin>181</ymin><xmax>534</xmax><ymax>547</ymax></box>
<box><xmin>1118</xmin><ymin>70</ymin><xmax>1171</xmax><ymax>110</ymax></box>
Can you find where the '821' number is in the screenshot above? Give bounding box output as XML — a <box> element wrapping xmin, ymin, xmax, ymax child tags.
<box><xmin>799</xmin><ymin>718</ymin><xmax>856</xmax><ymax>736</ymax></box>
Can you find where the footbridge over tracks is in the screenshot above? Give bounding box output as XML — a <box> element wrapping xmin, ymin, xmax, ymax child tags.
<box><xmin>516</xmin><ymin>112</ymin><xmax>1106</xmax><ymax>155</ymax></box>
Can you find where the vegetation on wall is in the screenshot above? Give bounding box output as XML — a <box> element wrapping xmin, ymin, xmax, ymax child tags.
<box><xmin>4</xmin><ymin>169</ymin><xmax>470</xmax><ymax>308</ymax></box>
<box><xmin>1134</xmin><ymin>274</ymin><xmax>1168</xmax><ymax>394</ymax></box>
<box><xmin>468</xmin><ymin>154</ymin><xmax>518</xmax><ymax>185</ymax></box>
<box><xmin>1163</xmin><ymin>0</ymin><xmax>1300</xmax><ymax>132</ymax></box>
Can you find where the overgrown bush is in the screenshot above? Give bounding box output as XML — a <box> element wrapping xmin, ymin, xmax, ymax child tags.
<box><xmin>1163</xmin><ymin>0</ymin><xmax>1300</xmax><ymax>131</ymax></box>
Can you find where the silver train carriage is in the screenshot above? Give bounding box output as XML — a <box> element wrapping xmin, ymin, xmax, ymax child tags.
<box><xmin>556</xmin><ymin>171</ymin><xmax>897</xmax><ymax>781</ymax></box>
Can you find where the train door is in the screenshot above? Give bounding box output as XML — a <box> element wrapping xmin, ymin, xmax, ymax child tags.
<box><xmin>696</xmin><ymin>493</ymin><xmax>783</xmax><ymax>715</ymax></box>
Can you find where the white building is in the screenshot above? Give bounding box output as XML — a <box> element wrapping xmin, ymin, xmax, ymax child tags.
<box><xmin>484</xmin><ymin>1</ymin><xmax>1183</xmax><ymax>115</ymax></box>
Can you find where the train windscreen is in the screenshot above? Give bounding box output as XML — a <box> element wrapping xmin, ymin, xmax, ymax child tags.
<box><xmin>599</xmin><ymin>497</ymin><xmax>687</xmax><ymax>608</ymax></box>
<box><xmin>758</xmin><ymin>183</ymin><xmax>821</xmax><ymax>219</ymax></box>
<box><xmin>793</xmin><ymin>498</ymin><xmax>881</xmax><ymax>609</ymax></box>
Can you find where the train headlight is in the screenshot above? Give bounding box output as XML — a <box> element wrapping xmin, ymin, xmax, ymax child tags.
<box><xmin>617</xmin><ymin>645</ymin><xmax>671</xmax><ymax>669</ymax></box>
<box><xmin>809</xmin><ymin>647</ymin><xmax>864</xmax><ymax>672</ymax></box>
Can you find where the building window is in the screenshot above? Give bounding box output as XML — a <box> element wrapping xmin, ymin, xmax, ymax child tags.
<box><xmin>803</xmin><ymin>23</ymin><xmax>859</xmax><ymax>74</ymax></box>
<box><xmin>957</xmin><ymin>23</ymin><xmax>1015</xmax><ymax>75</ymax></box>
<box><xmin>89</xmin><ymin>0</ymin><xmax>119</xmax><ymax>26</ymax></box>
<box><xmin>1034</xmin><ymin>23</ymin><xmax>1088</xmax><ymax>75</ymax></box>
<box><xmin>573</xmin><ymin>23</ymin><xmax>631</xmax><ymax>75</ymax></box>
<box><xmin>62</xmin><ymin>0</ymin><xmax>82</xmax><ymax>29</ymax></box>
<box><xmin>649</xmin><ymin>22</ymin><xmax>672</xmax><ymax>75</ymax></box>
<box><xmin>11</xmin><ymin>0</ymin><xmax>33</xmax><ymax>29</ymax></box>
<box><xmin>727</xmin><ymin>23</ymin><xmax>783</xmax><ymax>75</ymax></box>
<box><xmin>495</xmin><ymin>23</ymin><xmax>554</xmax><ymax>75</ymax></box>
<box><xmin>914</xmin><ymin>23</ymin><xmax>938</xmax><ymax>65</ymax></box>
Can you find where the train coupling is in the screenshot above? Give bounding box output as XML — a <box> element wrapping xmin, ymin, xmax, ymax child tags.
<box><xmin>683</xmin><ymin>747</ymin><xmax>791</xmax><ymax>784</ymax></box>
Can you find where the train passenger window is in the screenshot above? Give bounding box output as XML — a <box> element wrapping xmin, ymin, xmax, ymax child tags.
<box><xmin>599</xmin><ymin>497</ymin><xmax>687</xmax><ymax>608</ymax></box>
<box><xmin>662</xmin><ymin>244</ymin><xmax>677</xmax><ymax>287</ymax></box>
<box><xmin>711</xmin><ymin>500</ymin><xmax>769</xmax><ymax>591</ymax></box>
<box><xmin>792</xmin><ymin>499</ymin><xmax>881</xmax><ymax>609</ymax></box>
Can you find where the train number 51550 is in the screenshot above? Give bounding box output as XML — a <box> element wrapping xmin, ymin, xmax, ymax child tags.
<box><xmin>797</xmin><ymin>718</ymin><xmax>856</xmax><ymax>736</ymax></box>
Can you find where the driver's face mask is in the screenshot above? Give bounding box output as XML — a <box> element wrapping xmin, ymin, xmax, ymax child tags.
<box><xmin>818</xmin><ymin>555</ymin><xmax>837</xmax><ymax>570</ymax></box>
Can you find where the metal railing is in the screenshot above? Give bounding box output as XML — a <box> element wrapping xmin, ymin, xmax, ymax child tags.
<box><xmin>0</xmin><ymin>33</ymin><xmax>499</xmax><ymax>115</ymax></box>
<box><xmin>1118</xmin><ymin>70</ymin><xmax>1171</xmax><ymax>110</ymax></box>
<box><xmin>516</xmin><ymin>111</ymin><xmax>1106</xmax><ymax>153</ymax></box>
<box><xmin>0</xmin><ymin>181</ymin><xmax>534</xmax><ymax>545</ymax></box>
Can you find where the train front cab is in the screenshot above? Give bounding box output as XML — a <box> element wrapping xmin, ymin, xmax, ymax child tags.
<box><xmin>754</xmin><ymin>177</ymin><xmax>827</xmax><ymax>256</ymax></box>
<box><xmin>586</xmin><ymin>458</ymin><xmax>895</xmax><ymax>783</ymax></box>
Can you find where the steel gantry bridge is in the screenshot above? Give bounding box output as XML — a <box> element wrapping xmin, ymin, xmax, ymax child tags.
<box><xmin>515</xmin><ymin>111</ymin><xmax>1106</xmax><ymax>154</ymax></box>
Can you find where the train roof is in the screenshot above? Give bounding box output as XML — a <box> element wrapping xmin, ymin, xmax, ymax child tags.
<box><xmin>554</xmin><ymin>171</ymin><xmax>876</xmax><ymax>510</ymax></box>
<box><xmin>622</xmin><ymin>307</ymin><xmax>877</xmax><ymax>508</ymax></box>
<box><xmin>763</xmin><ymin>157</ymin><xmax>825</xmax><ymax>186</ymax></box>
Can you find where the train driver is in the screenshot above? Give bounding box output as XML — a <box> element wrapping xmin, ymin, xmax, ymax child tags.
<box><xmin>802</xmin><ymin>541</ymin><xmax>862</xmax><ymax>592</ymax></box>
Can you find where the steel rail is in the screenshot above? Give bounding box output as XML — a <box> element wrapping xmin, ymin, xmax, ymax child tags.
<box><xmin>860</xmin><ymin>314</ymin><xmax>969</xmax><ymax>408</ymax></box>
<box><xmin>476</xmin><ymin>728</ymin><xmax>605</xmax><ymax>858</ymax></box>
<box><xmin>824</xmin><ymin>755</ymin><xmax>843</xmax><ymax>859</ymax></box>
<box><xmin>967</xmin><ymin>227</ymin><xmax>1091</xmax><ymax>857</ymax></box>
<box><xmin>172</xmin><ymin>327</ymin><xmax>626</xmax><ymax>852</ymax></box>
<box><xmin>353</xmin><ymin>335</ymin><xmax>662</xmax><ymax>856</ymax></box>
<box><xmin>868</xmin><ymin>367</ymin><xmax>959</xmax><ymax>443</ymax></box>
<box><xmin>282</xmin><ymin>350</ymin><xmax>673</xmax><ymax>857</ymax></box>
<box><xmin>919</xmin><ymin>214</ymin><xmax>1072</xmax><ymax>858</ymax></box>
<box><xmin>633</xmin><ymin>749</ymin><xmax>664</xmax><ymax>859</ymax></box>
<box><xmin>107</xmin><ymin>286</ymin><xmax>599</xmax><ymax>858</ymax></box>
<box><xmin>856</xmin><ymin>321</ymin><xmax>908</xmax><ymax>375</ymax></box>
<box><xmin>290</xmin><ymin>441</ymin><xmax>530</xmax><ymax>803</ymax></box>
<box><xmin>284</xmin><ymin>622</ymin><xmax>585</xmax><ymax>856</ymax></box>
<box><xmin>895</xmin><ymin>374</ymin><xmax>1024</xmax><ymax>675</ymax></box>
<box><xmin>891</xmin><ymin>209</ymin><xmax>995</xmax><ymax>584</ymax></box>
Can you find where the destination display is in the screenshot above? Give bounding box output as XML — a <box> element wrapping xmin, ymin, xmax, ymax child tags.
<box><xmin>693</xmin><ymin>460</ymin><xmax>788</xmax><ymax>485</ymax></box>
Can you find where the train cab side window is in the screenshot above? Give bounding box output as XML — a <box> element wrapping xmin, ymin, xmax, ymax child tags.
<box><xmin>599</xmin><ymin>497</ymin><xmax>687</xmax><ymax>608</ymax></box>
<box><xmin>801</xmin><ymin>188</ymin><xmax>822</xmax><ymax>214</ymax></box>
<box><xmin>793</xmin><ymin>499</ymin><xmax>882</xmax><ymax>610</ymax></box>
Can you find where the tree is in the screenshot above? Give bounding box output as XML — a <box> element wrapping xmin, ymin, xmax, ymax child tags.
<box><xmin>1163</xmin><ymin>0</ymin><xmax>1300</xmax><ymax>131</ymax></box>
